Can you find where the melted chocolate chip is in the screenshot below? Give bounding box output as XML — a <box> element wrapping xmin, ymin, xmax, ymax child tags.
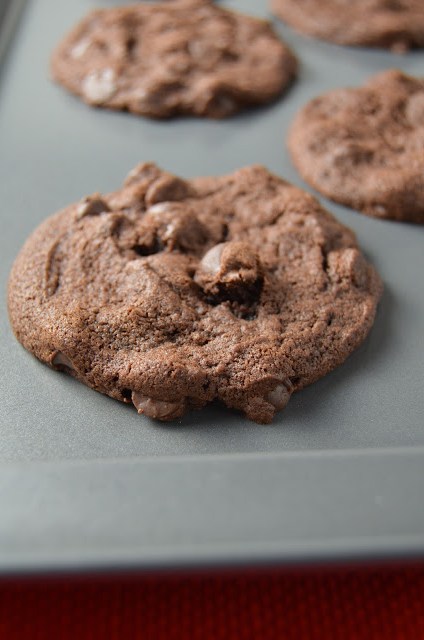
<box><xmin>76</xmin><ymin>195</ymin><xmax>110</xmax><ymax>219</ymax></box>
<box><xmin>132</xmin><ymin>391</ymin><xmax>186</xmax><ymax>421</ymax></box>
<box><xmin>145</xmin><ymin>175</ymin><xmax>193</xmax><ymax>206</ymax></box>
<box><xmin>136</xmin><ymin>204</ymin><xmax>208</xmax><ymax>254</ymax></box>
<box><xmin>195</xmin><ymin>241</ymin><xmax>264</xmax><ymax>304</ymax></box>
<box><xmin>267</xmin><ymin>383</ymin><xmax>292</xmax><ymax>411</ymax></box>
<box><xmin>52</xmin><ymin>352</ymin><xmax>75</xmax><ymax>372</ymax></box>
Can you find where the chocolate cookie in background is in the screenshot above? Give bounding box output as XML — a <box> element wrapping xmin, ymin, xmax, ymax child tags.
<box><xmin>8</xmin><ymin>163</ymin><xmax>382</xmax><ymax>425</ymax></box>
<box><xmin>50</xmin><ymin>1</ymin><xmax>297</xmax><ymax>119</ymax></box>
<box><xmin>288</xmin><ymin>70</ymin><xmax>424</xmax><ymax>224</ymax></box>
<box><xmin>271</xmin><ymin>0</ymin><xmax>424</xmax><ymax>51</ymax></box>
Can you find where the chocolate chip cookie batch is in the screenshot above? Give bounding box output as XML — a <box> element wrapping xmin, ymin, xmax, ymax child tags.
<box><xmin>8</xmin><ymin>0</ymin><xmax>423</xmax><ymax>424</ymax></box>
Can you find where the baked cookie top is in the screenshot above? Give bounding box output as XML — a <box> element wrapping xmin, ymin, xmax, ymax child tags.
<box><xmin>8</xmin><ymin>164</ymin><xmax>382</xmax><ymax>424</ymax></box>
<box><xmin>288</xmin><ymin>70</ymin><xmax>424</xmax><ymax>224</ymax></box>
<box><xmin>271</xmin><ymin>0</ymin><xmax>424</xmax><ymax>51</ymax></box>
<box><xmin>51</xmin><ymin>1</ymin><xmax>297</xmax><ymax>119</ymax></box>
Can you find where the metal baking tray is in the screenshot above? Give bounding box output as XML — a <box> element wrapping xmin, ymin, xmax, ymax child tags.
<box><xmin>1</xmin><ymin>0</ymin><xmax>423</xmax><ymax>574</ymax></box>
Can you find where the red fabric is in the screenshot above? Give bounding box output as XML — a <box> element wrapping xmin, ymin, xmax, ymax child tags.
<box><xmin>1</xmin><ymin>565</ymin><xmax>424</xmax><ymax>639</ymax></box>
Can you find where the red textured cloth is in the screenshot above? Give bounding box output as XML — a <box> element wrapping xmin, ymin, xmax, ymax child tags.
<box><xmin>1</xmin><ymin>565</ymin><xmax>424</xmax><ymax>639</ymax></box>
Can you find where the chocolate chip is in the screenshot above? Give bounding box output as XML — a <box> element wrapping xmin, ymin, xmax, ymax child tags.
<box><xmin>327</xmin><ymin>248</ymin><xmax>369</xmax><ymax>288</ymax></box>
<box><xmin>52</xmin><ymin>351</ymin><xmax>75</xmax><ymax>372</ymax></box>
<box><xmin>207</xmin><ymin>93</ymin><xmax>237</xmax><ymax>118</ymax></box>
<box><xmin>195</xmin><ymin>241</ymin><xmax>263</xmax><ymax>304</ymax></box>
<box><xmin>137</xmin><ymin>204</ymin><xmax>208</xmax><ymax>254</ymax></box>
<box><xmin>82</xmin><ymin>68</ymin><xmax>117</xmax><ymax>105</ymax></box>
<box><xmin>267</xmin><ymin>383</ymin><xmax>292</xmax><ymax>411</ymax></box>
<box><xmin>145</xmin><ymin>174</ymin><xmax>193</xmax><ymax>206</ymax></box>
<box><xmin>76</xmin><ymin>195</ymin><xmax>110</xmax><ymax>219</ymax></box>
<box><xmin>70</xmin><ymin>38</ymin><xmax>90</xmax><ymax>60</ymax></box>
<box><xmin>198</xmin><ymin>243</ymin><xmax>224</xmax><ymax>275</ymax></box>
<box><xmin>196</xmin><ymin>79</ymin><xmax>238</xmax><ymax>118</ymax></box>
<box><xmin>132</xmin><ymin>391</ymin><xmax>186</xmax><ymax>420</ymax></box>
<box><xmin>124</xmin><ymin>162</ymin><xmax>163</xmax><ymax>187</ymax></box>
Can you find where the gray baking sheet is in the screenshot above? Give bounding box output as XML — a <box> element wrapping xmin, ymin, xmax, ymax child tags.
<box><xmin>0</xmin><ymin>0</ymin><xmax>423</xmax><ymax>574</ymax></box>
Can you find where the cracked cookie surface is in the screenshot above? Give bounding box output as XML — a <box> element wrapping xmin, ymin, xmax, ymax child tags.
<box><xmin>51</xmin><ymin>1</ymin><xmax>297</xmax><ymax>119</ymax></box>
<box><xmin>8</xmin><ymin>164</ymin><xmax>382</xmax><ymax>424</ymax></box>
<box><xmin>271</xmin><ymin>0</ymin><xmax>424</xmax><ymax>51</ymax></box>
<box><xmin>288</xmin><ymin>70</ymin><xmax>424</xmax><ymax>224</ymax></box>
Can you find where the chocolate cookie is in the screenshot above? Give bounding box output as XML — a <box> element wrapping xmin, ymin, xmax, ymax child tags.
<box><xmin>8</xmin><ymin>164</ymin><xmax>382</xmax><ymax>424</ymax></box>
<box><xmin>288</xmin><ymin>70</ymin><xmax>424</xmax><ymax>224</ymax></box>
<box><xmin>51</xmin><ymin>1</ymin><xmax>297</xmax><ymax>119</ymax></box>
<box><xmin>271</xmin><ymin>0</ymin><xmax>424</xmax><ymax>51</ymax></box>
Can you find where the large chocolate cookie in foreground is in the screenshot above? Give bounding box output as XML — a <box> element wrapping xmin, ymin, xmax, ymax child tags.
<box><xmin>289</xmin><ymin>70</ymin><xmax>424</xmax><ymax>224</ymax></box>
<box><xmin>8</xmin><ymin>164</ymin><xmax>382</xmax><ymax>424</ymax></box>
<box><xmin>271</xmin><ymin>0</ymin><xmax>424</xmax><ymax>51</ymax></box>
<box><xmin>51</xmin><ymin>1</ymin><xmax>297</xmax><ymax>119</ymax></box>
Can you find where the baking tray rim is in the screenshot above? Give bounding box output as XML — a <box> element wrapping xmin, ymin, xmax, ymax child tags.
<box><xmin>2</xmin><ymin>447</ymin><xmax>424</xmax><ymax>575</ymax></box>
